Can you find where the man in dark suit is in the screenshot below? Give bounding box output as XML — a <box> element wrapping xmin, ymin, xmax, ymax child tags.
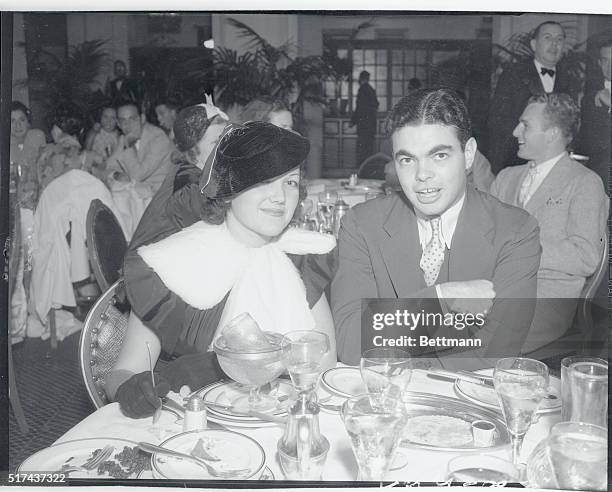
<box><xmin>107</xmin><ymin>60</ymin><xmax>139</xmax><ymax>106</ymax></box>
<box><xmin>332</xmin><ymin>88</ymin><xmax>541</xmax><ymax>365</ymax></box>
<box><xmin>575</xmin><ymin>42</ymin><xmax>611</xmax><ymax>191</ymax></box>
<box><xmin>351</xmin><ymin>70</ymin><xmax>379</xmax><ymax>168</ymax></box>
<box><xmin>488</xmin><ymin>21</ymin><xmax>573</xmax><ymax>174</ymax></box>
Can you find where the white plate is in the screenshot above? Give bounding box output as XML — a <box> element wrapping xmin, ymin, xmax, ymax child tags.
<box><xmin>320</xmin><ymin>367</ymin><xmax>366</xmax><ymax>398</ymax></box>
<box><xmin>18</xmin><ymin>438</ymin><xmax>148</xmax><ymax>478</ymax></box>
<box><xmin>197</xmin><ymin>380</ymin><xmax>293</xmax><ymax>422</ymax></box>
<box><xmin>152</xmin><ymin>429</ymin><xmax>266</xmax><ymax>480</ymax></box>
<box><xmin>454</xmin><ymin>369</ymin><xmax>561</xmax><ymax>414</ymax></box>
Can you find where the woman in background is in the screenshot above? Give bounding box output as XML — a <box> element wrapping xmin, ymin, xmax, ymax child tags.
<box><xmin>239</xmin><ymin>97</ymin><xmax>294</xmax><ymax>130</ymax></box>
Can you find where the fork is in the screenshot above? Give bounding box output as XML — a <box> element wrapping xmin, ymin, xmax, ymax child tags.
<box><xmin>137</xmin><ymin>442</ymin><xmax>251</xmax><ymax>479</ymax></box>
<box><xmin>59</xmin><ymin>445</ymin><xmax>114</xmax><ymax>475</ymax></box>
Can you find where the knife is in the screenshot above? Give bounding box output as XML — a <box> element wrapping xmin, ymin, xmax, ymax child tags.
<box><xmin>427</xmin><ymin>369</ymin><xmax>495</xmax><ymax>388</ymax></box>
<box><xmin>202</xmin><ymin>401</ymin><xmax>287</xmax><ymax>424</ymax></box>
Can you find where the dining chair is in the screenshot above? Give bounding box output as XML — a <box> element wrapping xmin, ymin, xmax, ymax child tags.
<box><xmin>357</xmin><ymin>152</ymin><xmax>391</xmax><ymax>180</ymax></box>
<box><xmin>79</xmin><ymin>279</ymin><xmax>130</xmax><ymax>408</ymax></box>
<box><xmin>86</xmin><ymin>199</ymin><xmax>128</xmax><ymax>293</ymax></box>
<box><xmin>8</xmin><ymin>203</ymin><xmax>30</xmax><ymax>433</ymax></box>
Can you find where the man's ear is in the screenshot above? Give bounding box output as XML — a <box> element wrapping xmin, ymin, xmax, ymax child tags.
<box><xmin>530</xmin><ymin>38</ymin><xmax>537</xmax><ymax>53</ymax></box>
<box><xmin>140</xmin><ymin>113</ymin><xmax>146</xmax><ymax>125</ymax></box>
<box><xmin>546</xmin><ymin>125</ymin><xmax>560</xmax><ymax>144</ymax></box>
<box><xmin>464</xmin><ymin>137</ymin><xmax>477</xmax><ymax>172</ymax></box>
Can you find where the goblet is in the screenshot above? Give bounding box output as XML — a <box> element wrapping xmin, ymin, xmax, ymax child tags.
<box><xmin>360</xmin><ymin>348</ymin><xmax>412</xmax><ymax>401</ymax></box>
<box><xmin>317</xmin><ymin>191</ymin><xmax>338</xmax><ymax>234</ymax></box>
<box><xmin>213</xmin><ymin>332</ymin><xmax>285</xmax><ymax>412</ymax></box>
<box><xmin>281</xmin><ymin>330</ymin><xmax>330</xmax><ymax>396</ymax></box>
<box><xmin>493</xmin><ymin>357</ymin><xmax>549</xmax><ymax>474</ymax></box>
<box><xmin>341</xmin><ymin>393</ymin><xmax>407</xmax><ymax>481</ymax></box>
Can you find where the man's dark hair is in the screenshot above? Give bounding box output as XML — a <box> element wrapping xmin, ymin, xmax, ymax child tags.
<box><xmin>532</xmin><ymin>21</ymin><xmax>565</xmax><ymax>40</ymax></box>
<box><xmin>155</xmin><ymin>98</ymin><xmax>180</xmax><ymax>112</ymax></box>
<box><xmin>11</xmin><ymin>101</ymin><xmax>32</xmax><ymax>123</ymax></box>
<box><xmin>117</xmin><ymin>101</ymin><xmax>141</xmax><ymax>114</ymax></box>
<box><xmin>527</xmin><ymin>92</ymin><xmax>580</xmax><ymax>144</ymax></box>
<box><xmin>385</xmin><ymin>88</ymin><xmax>472</xmax><ymax>149</ymax></box>
<box><xmin>359</xmin><ymin>70</ymin><xmax>370</xmax><ymax>81</ymax></box>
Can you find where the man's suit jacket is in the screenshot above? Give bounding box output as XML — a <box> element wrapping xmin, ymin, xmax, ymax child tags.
<box><xmin>106</xmin><ymin>123</ymin><xmax>174</xmax><ymax>195</ymax></box>
<box><xmin>487</xmin><ymin>60</ymin><xmax>573</xmax><ymax>174</ymax></box>
<box><xmin>331</xmin><ymin>186</ymin><xmax>541</xmax><ymax>365</ymax></box>
<box><xmin>575</xmin><ymin>75</ymin><xmax>611</xmax><ymax>191</ymax></box>
<box><xmin>490</xmin><ymin>154</ymin><xmax>608</xmax><ymax>351</ymax></box>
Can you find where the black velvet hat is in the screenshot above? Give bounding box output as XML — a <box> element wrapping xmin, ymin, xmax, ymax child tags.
<box><xmin>200</xmin><ymin>121</ymin><xmax>310</xmax><ymax>200</ymax></box>
<box><xmin>173</xmin><ymin>103</ymin><xmax>228</xmax><ymax>152</ymax></box>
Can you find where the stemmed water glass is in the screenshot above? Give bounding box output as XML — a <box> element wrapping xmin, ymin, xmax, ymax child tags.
<box><xmin>360</xmin><ymin>348</ymin><xmax>413</xmax><ymax>401</ymax></box>
<box><xmin>317</xmin><ymin>191</ymin><xmax>338</xmax><ymax>234</ymax></box>
<box><xmin>281</xmin><ymin>330</ymin><xmax>330</xmax><ymax>397</ymax></box>
<box><xmin>493</xmin><ymin>357</ymin><xmax>549</xmax><ymax>476</ymax></box>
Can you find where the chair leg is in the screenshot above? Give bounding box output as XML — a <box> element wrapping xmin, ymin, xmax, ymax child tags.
<box><xmin>49</xmin><ymin>308</ymin><xmax>58</xmax><ymax>350</ymax></box>
<box><xmin>8</xmin><ymin>342</ymin><xmax>29</xmax><ymax>434</ymax></box>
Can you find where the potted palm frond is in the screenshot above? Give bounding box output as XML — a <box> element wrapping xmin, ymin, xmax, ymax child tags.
<box><xmin>18</xmin><ymin>39</ymin><xmax>109</xmax><ymax>130</ymax></box>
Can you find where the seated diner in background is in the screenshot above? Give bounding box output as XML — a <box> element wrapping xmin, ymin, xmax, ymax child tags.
<box><xmin>106</xmin><ymin>121</ymin><xmax>337</xmax><ymax>418</ymax></box>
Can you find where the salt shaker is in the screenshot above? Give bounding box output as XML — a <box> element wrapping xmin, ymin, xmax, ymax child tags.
<box><xmin>183</xmin><ymin>395</ymin><xmax>207</xmax><ymax>432</ymax></box>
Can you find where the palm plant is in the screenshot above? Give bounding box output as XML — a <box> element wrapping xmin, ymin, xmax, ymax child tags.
<box><xmin>18</xmin><ymin>39</ymin><xmax>109</xmax><ymax>128</ymax></box>
<box><xmin>185</xmin><ymin>17</ymin><xmax>327</xmax><ymax>116</ymax></box>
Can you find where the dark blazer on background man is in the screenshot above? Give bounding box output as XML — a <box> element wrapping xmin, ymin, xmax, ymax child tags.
<box><xmin>487</xmin><ymin>60</ymin><xmax>573</xmax><ymax>174</ymax></box>
<box><xmin>331</xmin><ymin>186</ymin><xmax>541</xmax><ymax>365</ymax></box>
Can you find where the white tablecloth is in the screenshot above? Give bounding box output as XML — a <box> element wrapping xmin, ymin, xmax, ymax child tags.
<box><xmin>55</xmin><ymin>368</ymin><xmax>560</xmax><ymax>482</ymax></box>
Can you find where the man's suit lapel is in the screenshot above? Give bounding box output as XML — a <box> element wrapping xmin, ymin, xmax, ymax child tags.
<box><xmin>525</xmin><ymin>155</ymin><xmax>573</xmax><ymax>213</ymax></box>
<box><xmin>380</xmin><ymin>196</ymin><xmax>425</xmax><ymax>296</ymax></box>
<box><xmin>449</xmin><ymin>188</ymin><xmax>496</xmax><ymax>279</ymax></box>
<box><xmin>519</xmin><ymin>62</ymin><xmax>545</xmax><ymax>96</ymax></box>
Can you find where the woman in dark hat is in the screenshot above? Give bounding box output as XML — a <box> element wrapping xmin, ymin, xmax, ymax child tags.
<box><xmin>108</xmin><ymin>121</ymin><xmax>337</xmax><ymax>418</ymax></box>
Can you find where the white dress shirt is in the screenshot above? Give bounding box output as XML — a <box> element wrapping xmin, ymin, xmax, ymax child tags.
<box><xmin>521</xmin><ymin>152</ymin><xmax>566</xmax><ymax>205</ymax></box>
<box><xmin>534</xmin><ymin>59</ymin><xmax>556</xmax><ymax>94</ymax></box>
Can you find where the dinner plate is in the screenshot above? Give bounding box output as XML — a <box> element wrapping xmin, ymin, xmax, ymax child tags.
<box><xmin>453</xmin><ymin>369</ymin><xmax>561</xmax><ymax>414</ymax></box>
<box><xmin>343</xmin><ymin>184</ymin><xmax>382</xmax><ymax>192</ymax></box>
<box><xmin>18</xmin><ymin>437</ymin><xmax>149</xmax><ymax>479</ymax></box>
<box><xmin>152</xmin><ymin>429</ymin><xmax>266</xmax><ymax>480</ymax></box>
<box><xmin>320</xmin><ymin>367</ymin><xmax>366</xmax><ymax>398</ymax></box>
<box><xmin>400</xmin><ymin>392</ymin><xmax>510</xmax><ymax>451</ymax></box>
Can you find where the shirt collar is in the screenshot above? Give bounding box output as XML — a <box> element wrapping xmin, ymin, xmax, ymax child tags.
<box><xmin>416</xmin><ymin>192</ymin><xmax>466</xmax><ymax>250</ymax></box>
<box><xmin>534</xmin><ymin>58</ymin><xmax>556</xmax><ymax>75</ymax></box>
<box><xmin>604</xmin><ymin>80</ymin><xmax>611</xmax><ymax>91</ymax></box>
<box><xmin>533</xmin><ymin>151</ymin><xmax>566</xmax><ymax>173</ymax></box>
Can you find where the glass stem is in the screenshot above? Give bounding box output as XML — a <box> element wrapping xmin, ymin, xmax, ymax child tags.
<box><xmin>511</xmin><ymin>433</ymin><xmax>525</xmax><ymax>468</ymax></box>
<box><xmin>249</xmin><ymin>385</ymin><xmax>260</xmax><ymax>406</ymax></box>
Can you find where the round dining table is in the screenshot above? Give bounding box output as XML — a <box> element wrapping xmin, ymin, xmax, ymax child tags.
<box><xmin>52</xmin><ymin>365</ymin><xmax>560</xmax><ymax>483</ymax></box>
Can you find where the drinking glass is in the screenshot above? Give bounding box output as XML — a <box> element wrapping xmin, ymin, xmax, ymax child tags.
<box><xmin>560</xmin><ymin>356</ymin><xmax>607</xmax><ymax>421</ymax></box>
<box><xmin>360</xmin><ymin>348</ymin><xmax>412</xmax><ymax>401</ymax></box>
<box><xmin>527</xmin><ymin>422</ymin><xmax>607</xmax><ymax>491</ymax></box>
<box><xmin>493</xmin><ymin>357</ymin><xmax>549</xmax><ymax>473</ymax></box>
<box><xmin>341</xmin><ymin>393</ymin><xmax>408</xmax><ymax>481</ymax></box>
<box><xmin>281</xmin><ymin>331</ymin><xmax>330</xmax><ymax>396</ymax></box>
<box><xmin>568</xmin><ymin>360</ymin><xmax>608</xmax><ymax>427</ymax></box>
<box><xmin>317</xmin><ymin>191</ymin><xmax>338</xmax><ymax>234</ymax></box>
<box><xmin>447</xmin><ymin>454</ymin><xmax>518</xmax><ymax>483</ymax></box>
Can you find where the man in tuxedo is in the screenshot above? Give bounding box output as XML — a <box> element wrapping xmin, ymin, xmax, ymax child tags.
<box><xmin>575</xmin><ymin>42</ymin><xmax>611</xmax><ymax>191</ymax></box>
<box><xmin>351</xmin><ymin>70</ymin><xmax>379</xmax><ymax>167</ymax></box>
<box><xmin>488</xmin><ymin>21</ymin><xmax>573</xmax><ymax>174</ymax></box>
<box><xmin>107</xmin><ymin>60</ymin><xmax>139</xmax><ymax>106</ymax></box>
<box><xmin>490</xmin><ymin>93</ymin><xmax>608</xmax><ymax>353</ymax></box>
<box><xmin>332</xmin><ymin>88</ymin><xmax>541</xmax><ymax>365</ymax></box>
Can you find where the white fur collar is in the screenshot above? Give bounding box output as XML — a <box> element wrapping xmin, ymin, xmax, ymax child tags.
<box><xmin>138</xmin><ymin>222</ymin><xmax>335</xmax><ymax>311</ymax></box>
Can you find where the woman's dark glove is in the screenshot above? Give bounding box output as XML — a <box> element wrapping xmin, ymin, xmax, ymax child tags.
<box><xmin>115</xmin><ymin>371</ymin><xmax>171</xmax><ymax>419</ymax></box>
<box><xmin>158</xmin><ymin>352</ymin><xmax>225</xmax><ymax>392</ymax></box>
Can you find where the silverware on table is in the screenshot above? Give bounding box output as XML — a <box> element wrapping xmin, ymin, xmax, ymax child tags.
<box><xmin>59</xmin><ymin>444</ymin><xmax>114</xmax><ymax>475</ymax></box>
<box><xmin>146</xmin><ymin>342</ymin><xmax>162</xmax><ymax>424</ymax></box>
<box><xmin>137</xmin><ymin>441</ymin><xmax>251</xmax><ymax>478</ymax></box>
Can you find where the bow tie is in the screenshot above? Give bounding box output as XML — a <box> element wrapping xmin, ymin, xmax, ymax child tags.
<box><xmin>540</xmin><ymin>67</ymin><xmax>555</xmax><ymax>77</ymax></box>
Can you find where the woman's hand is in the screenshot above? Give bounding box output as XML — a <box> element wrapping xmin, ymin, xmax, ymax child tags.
<box><xmin>115</xmin><ymin>371</ymin><xmax>171</xmax><ymax>418</ymax></box>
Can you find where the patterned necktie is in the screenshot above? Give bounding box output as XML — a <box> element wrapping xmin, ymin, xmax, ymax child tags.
<box><xmin>518</xmin><ymin>162</ymin><xmax>538</xmax><ymax>206</ymax></box>
<box><xmin>420</xmin><ymin>217</ymin><xmax>445</xmax><ymax>287</ymax></box>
